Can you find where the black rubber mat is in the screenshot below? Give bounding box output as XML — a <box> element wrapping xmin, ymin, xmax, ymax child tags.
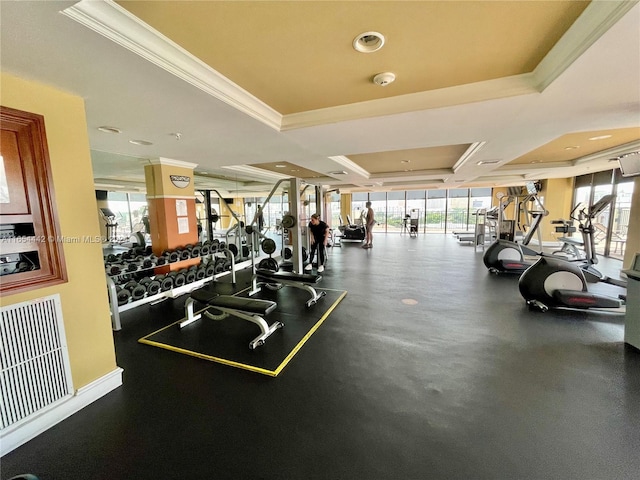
<box><xmin>139</xmin><ymin>286</ymin><xmax>347</xmax><ymax>376</ymax></box>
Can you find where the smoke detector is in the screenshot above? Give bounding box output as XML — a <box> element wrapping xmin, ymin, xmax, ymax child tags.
<box><xmin>372</xmin><ymin>72</ymin><xmax>396</xmax><ymax>87</ymax></box>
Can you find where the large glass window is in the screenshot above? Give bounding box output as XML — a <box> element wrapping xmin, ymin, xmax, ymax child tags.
<box><xmin>351</xmin><ymin>192</ymin><xmax>368</xmax><ymax>225</ymax></box>
<box><xmin>446</xmin><ymin>189</ymin><xmax>470</xmax><ymax>233</ymax></box>
<box><xmin>573</xmin><ymin>169</ymin><xmax>630</xmax><ymax>260</ymax></box>
<box><xmin>369</xmin><ymin>192</ymin><xmax>386</xmax><ymax>232</ymax></box>
<box><xmin>406</xmin><ymin>190</ymin><xmax>426</xmax><ymax>234</ymax></box>
<box><xmin>387</xmin><ymin>191</ymin><xmax>406</xmax><ymax>233</ymax></box>
<box><xmin>611</xmin><ymin>177</ymin><xmax>634</xmax><ymax>259</ymax></box>
<box><xmin>426</xmin><ymin>190</ymin><xmax>446</xmax><ymax>233</ymax></box>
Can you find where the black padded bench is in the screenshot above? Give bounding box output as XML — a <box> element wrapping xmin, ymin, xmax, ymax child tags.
<box><xmin>253</xmin><ymin>269</ymin><xmax>326</xmax><ymax>307</ymax></box>
<box><xmin>180</xmin><ymin>288</ymin><xmax>283</xmax><ymax>349</ymax></box>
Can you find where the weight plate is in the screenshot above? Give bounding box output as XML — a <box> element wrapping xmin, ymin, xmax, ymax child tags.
<box><xmin>261</xmin><ymin>238</ymin><xmax>276</xmax><ymax>255</ymax></box>
<box><xmin>281</xmin><ymin>214</ymin><xmax>296</xmax><ymax>229</ymax></box>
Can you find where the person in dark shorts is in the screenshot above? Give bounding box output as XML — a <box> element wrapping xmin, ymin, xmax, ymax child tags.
<box><xmin>306</xmin><ymin>213</ymin><xmax>330</xmax><ymax>272</ymax></box>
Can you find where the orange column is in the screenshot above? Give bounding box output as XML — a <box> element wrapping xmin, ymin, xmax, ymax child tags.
<box><xmin>144</xmin><ymin>158</ymin><xmax>200</xmax><ymax>272</ymax></box>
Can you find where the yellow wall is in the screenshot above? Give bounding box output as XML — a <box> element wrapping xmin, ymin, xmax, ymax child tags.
<box><xmin>540</xmin><ymin>178</ymin><xmax>574</xmax><ymax>242</ymax></box>
<box><xmin>0</xmin><ymin>73</ymin><xmax>118</xmax><ymax>389</ymax></box>
<box><xmin>340</xmin><ymin>193</ymin><xmax>352</xmax><ymax>223</ymax></box>
<box><xmin>220</xmin><ymin>198</ymin><xmax>243</xmax><ymax>229</ymax></box>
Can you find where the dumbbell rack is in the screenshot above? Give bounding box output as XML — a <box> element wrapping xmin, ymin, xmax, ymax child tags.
<box><xmin>105</xmin><ymin>242</ymin><xmax>265</xmax><ymax>331</ymax></box>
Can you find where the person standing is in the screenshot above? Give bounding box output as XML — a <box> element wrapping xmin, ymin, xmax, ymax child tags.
<box><xmin>306</xmin><ymin>213</ymin><xmax>330</xmax><ymax>272</ymax></box>
<box><xmin>363</xmin><ymin>201</ymin><xmax>375</xmax><ymax>248</ymax></box>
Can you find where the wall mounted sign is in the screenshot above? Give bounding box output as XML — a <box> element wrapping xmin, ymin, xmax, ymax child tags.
<box><xmin>170</xmin><ymin>175</ymin><xmax>190</xmax><ymax>188</ymax></box>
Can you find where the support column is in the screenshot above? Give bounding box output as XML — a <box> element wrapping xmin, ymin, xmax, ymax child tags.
<box><xmin>144</xmin><ymin>158</ymin><xmax>199</xmax><ymax>271</ymax></box>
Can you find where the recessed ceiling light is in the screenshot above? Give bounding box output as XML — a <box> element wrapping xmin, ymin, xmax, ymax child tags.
<box><xmin>564</xmin><ymin>146</ymin><xmax>580</xmax><ymax>150</ymax></box>
<box><xmin>129</xmin><ymin>139</ymin><xmax>153</xmax><ymax>146</ymax></box>
<box><xmin>275</xmin><ymin>164</ymin><xmax>286</xmax><ymax>168</ymax></box>
<box><xmin>400</xmin><ymin>160</ymin><xmax>410</xmax><ymax>164</ymax></box>
<box><xmin>589</xmin><ymin>135</ymin><xmax>612</xmax><ymax>140</ymax></box>
<box><xmin>329</xmin><ymin>170</ymin><xmax>347</xmax><ymax>175</ymax></box>
<box><xmin>97</xmin><ymin>126</ymin><xmax>121</xmax><ymax>134</ymax></box>
<box><xmin>353</xmin><ymin>31</ymin><xmax>385</xmax><ymax>53</ymax></box>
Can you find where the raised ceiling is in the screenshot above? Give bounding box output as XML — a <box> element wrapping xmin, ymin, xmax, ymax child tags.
<box><xmin>117</xmin><ymin>0</ymin><xmax>589</xmax><ymax>115</ymax></box>
<box><xmin>1</xmin><ymin>1</ymin><xmax>639</xmax><ymax>197</ymax></box>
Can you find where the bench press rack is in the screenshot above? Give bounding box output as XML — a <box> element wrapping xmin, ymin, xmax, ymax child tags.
<box><xmin>180</xmin><ymin>288</ymin><xmax>283</xmax><ymax>350</ymax></box>
<box><xmin>250</xmin><ymin>268</ymin><xmax>326</xmax><ymax>307</ymax></box>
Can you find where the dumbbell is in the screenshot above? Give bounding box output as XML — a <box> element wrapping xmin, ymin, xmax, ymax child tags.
<box><xmin>214</xmin><ymin>258</ymin><xmax>226</xmax><ymax>274</ymax></box>
<box><xmin>123</xmin><ymin>280</ymin><xmax>146</xmax><ymax>301</ymax></box>
<box><xmin>185</xmin><ymin>269</ymin><xmax>197</xmax><ymax>284</ymax></box>
<box><xmin>115</xmin><ymin>286</ymin><xmax>131</xmax><ymax>306</ymax></box>
<box><xmin>196</xmin><ymin>265</ymin><xmax>206</xmax><ymax>280</ymax></box>
<box><xmin>156</xmin><ymin>274</ymin><xmax>174</xmax><ymax>292</ymax></box>
<box><xmin>205</xmin><ymin>262</ymin><xmax>215</xmax><ymax>277</ymax></box>
<box><xmin>139</xmin><ymin>277</ymin><xmax>161</xmax><ymax>296</ymax></box>
<box><xmin>169</xmin><ymin>271</ymin><xmax>186</xmax><ymax>287</ymax></box>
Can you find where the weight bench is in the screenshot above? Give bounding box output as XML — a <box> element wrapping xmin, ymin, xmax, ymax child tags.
<box><xmin>180</xmin><ymin>288</ymin><xmax>283</xmax><ymax>350</ymax></box>
<box><xmin>554</xmin><ymin>236</ymin><xmax>583</xmax><ymax>259</ymax></box>
<box><xmin>253</xmin><ymin>268</ymin><xmax>326</xmax><ymax>307</ymax></box>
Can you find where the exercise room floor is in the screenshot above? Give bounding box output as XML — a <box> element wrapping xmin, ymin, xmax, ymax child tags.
<box><xmin>3</xmin><ymin>234</ymin><xmax>639</xmax><ymax>480</ymax></box>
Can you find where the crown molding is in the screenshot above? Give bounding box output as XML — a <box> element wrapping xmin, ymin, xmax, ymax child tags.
<box><xmin>282</xmin><ymin>75</ymin><xmax>537</xmax><ymax>131</ymax></box>
<box><xmin>61</xmin><ymin>0</ymin><xmax>282</xmax><ymax>130</ymax></box>
<box><xmin>146</xmin><ymin>157</ymin><xmax>199</xmax><ymax>169</ymax></box>
<box><xmin>62</xmin><ymin>0</ymin><xmax>636</xmax><ymax>133</ymax></box>
<box><xmin>532</xmin><ymin>0</ymin><xmax>639</xmax><ymax>91</ymax></box>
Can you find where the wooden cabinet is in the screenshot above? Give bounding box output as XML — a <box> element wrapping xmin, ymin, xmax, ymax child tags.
<box><xmin>0</xmin><ymin>106</ymin><xmax>67</xmax><ymax>295</ymax></box>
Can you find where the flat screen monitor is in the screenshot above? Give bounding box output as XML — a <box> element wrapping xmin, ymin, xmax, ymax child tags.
<box><xmin>525</xmin><ymin>181</ymin><xmax>538</xmax><ymax>195</ymax></box>
<box><xmin>618</xmin><ymin>152</ymin><xmax>640</xmax><ymax>177</ymax></box>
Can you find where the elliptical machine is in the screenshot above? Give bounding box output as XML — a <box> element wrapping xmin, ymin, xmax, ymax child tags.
<box><xmin>518</xmin><ymin>194</ymin><xmax>626</xmax><ymax>313</ymax></box>
<box><xmin>483</xmin><ymin>188</ymin><xmax>548</xmax><ymax>275</ymax></box>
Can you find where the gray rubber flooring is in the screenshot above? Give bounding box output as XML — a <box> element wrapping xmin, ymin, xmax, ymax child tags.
<box><xmin>2</xmin><ymin>234</ymin><xmax>639</xmax><ymax>480</ymax></box>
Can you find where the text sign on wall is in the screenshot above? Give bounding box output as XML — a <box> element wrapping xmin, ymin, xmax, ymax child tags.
<box><xmin>170</xmin><ymin>175</ymin><xmax>190</xmax><ymax>188</ymax></box>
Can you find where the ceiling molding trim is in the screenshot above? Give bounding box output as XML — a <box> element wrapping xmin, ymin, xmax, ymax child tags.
<box><xmin>220</xmin><ymin>165</ymin><xmax>291</xmax><ymax>181</ymax></box>
<box><xmin>452</xmin><ymin>142</ymin><xmax>487</xmax><ymax>173</ymax></box>
<box><xmin>329</xmin><ymin>156</ymin><xmax>371</xmax><ymax>179</ymax></box>
<box><xmin>61</xmin><ymin>0</ymin><xmax>283</xmax><ymax>130</ymax></box>
<box><xmin>369</xmin><ymin>169</ymin><xmax>453</xmax><ymax>180</ymax></box>
<box><xmin>572</xmin><ymin>140</ymin><xmax>640</xmax><ymax>165</ymax></box>
<box><xmin>281</xmin><ymin>76</ymin><xmax>536</xmax><ymax>131</ymax></box>
<box><xmin>499</xmin><ymin>161</ymin><xmax>575</xmax><ymax>171</ymax></box>
<box><xmin>532</xmin><ymin>0</ymin><xmax>639</xmax><ymax>91</ymax></box>
<box><xmin>146</xmin><ymin>157</ymin><xmax>199</xmax><ymax>170</ymax></box>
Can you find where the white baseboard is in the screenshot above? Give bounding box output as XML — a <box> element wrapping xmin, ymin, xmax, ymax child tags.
<box><xmin>0</xmin><ymin>367</ymin><xmax>124</xmax><ymax>457</ymax></box>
